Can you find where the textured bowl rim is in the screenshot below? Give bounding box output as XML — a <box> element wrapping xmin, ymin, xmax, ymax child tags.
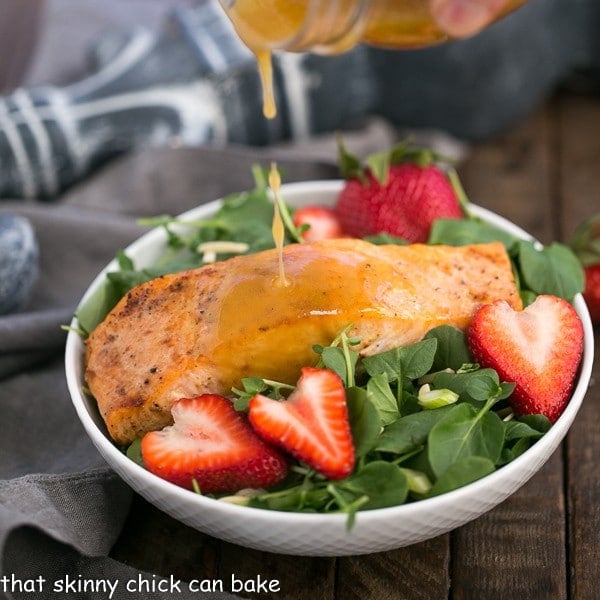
<box><xmin>65</xmin><ymin>180</ymin><xmax>594</xmax><ymax>543</ymax></box>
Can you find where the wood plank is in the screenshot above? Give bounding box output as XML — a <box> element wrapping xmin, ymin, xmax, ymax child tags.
<box><xmin>217</xmin><ymin>544</ymin><xmax>336</xmax><ymax>600</ymax></box>
<box><xmin>566</xmin><ymin>332</ymin><xmax>600</xmax><ymax>600</ymax></box>
<box><xmin>110</xmin><ymin>495</ymin><xmax>219</xmax><ymax>583</ymax></box>
<box><xmin>459</xmin><ymin>105</ymin><xmax>556</xmax><ymax>244</ymax></box>
<box><xmin>556</xmin><ymin>92</ymin><xmax>600</xmax><ymax>600</ymax></box>
<box><xmin>451</xmin><ymin>101</ymin><xmax>568</xmax><ymax>598</ymax></box>
<box><xmin>336</xmin><ymin>537</ymin><xmax>450</xmax><ymax>600</ymax></box>
<box><xmin>554</xmin><ymin>93</ymin><xmax>600</xmax><ymax>237</ymax></box>
<box><xmin>451</xmin><ymin>452</ymin><xmax>567</xmax><ymax>599</ymax></box>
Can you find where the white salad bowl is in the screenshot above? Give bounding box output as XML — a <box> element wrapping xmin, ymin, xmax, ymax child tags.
<box><xmin>65</xmin><ymin>180</ymin><xmax>594</xmax><ymax>556</ymax></box>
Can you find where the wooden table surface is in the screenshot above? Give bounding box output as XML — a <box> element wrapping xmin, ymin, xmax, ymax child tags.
<box><xmin>110</xmin><ymin>90</ymin><xmax>600</xmax><ymax>600</ymax></box>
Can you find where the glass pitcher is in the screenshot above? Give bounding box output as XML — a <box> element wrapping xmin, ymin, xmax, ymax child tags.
<box><xmin>218</xmin><ymin>0</ymin><xmax>528</xmax><ymax>117</ymax></box>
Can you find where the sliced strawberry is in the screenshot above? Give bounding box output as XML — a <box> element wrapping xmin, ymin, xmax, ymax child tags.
<box><xmin>141</xmin><ymin>395</ymin><xmax>289</xmax><ymax>493</ymax></box>
<box><xmin>293</xmin><ymin>205</ymin><xmax>345</xmax><ymax>242</ymax></box>
<box><xmin>468</xmin><ymin>295</ymin><xmax>584</xmax><ymax>423</ymax></box>
<box><xmin>248</xmin><ymin>367</ymin><xmax>355</xmax><ymax>480</ymax></box>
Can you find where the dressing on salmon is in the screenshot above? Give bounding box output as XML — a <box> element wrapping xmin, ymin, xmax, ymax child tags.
<box><xmin>85</xmin><ymin>239</ymin><xmax>522</xmax><ymax>445</ymax></box>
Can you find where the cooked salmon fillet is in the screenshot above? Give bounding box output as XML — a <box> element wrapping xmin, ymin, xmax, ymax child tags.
<box><xmin>85</xmin><ymin>239</ymin><xmax>522</xmax><ymax>445</ymax></box>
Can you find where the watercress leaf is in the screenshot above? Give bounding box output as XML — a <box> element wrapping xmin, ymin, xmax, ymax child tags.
<box><xmin>363</xmin><ymin>338</ymin><xmax>437</xmax><ymax>382</ymax></box>
<box><xmin>106</xmin><ymin>270</ymin><xmax>153</xmax><ymax>297</ymax></box>
<box><xmin>503</xmin><ymin>419</ymin><xmax>547</xmax><ymax>442</ymax></box>
<box><xmin>398</xmin><ymin>389</ymin><xmax>421</xmax><ymax>416</ymax></box>
<box><xmin>242</xmin><ymin>377</ymin><xmax>267</xmax><ymax>394</ymax></box>
<box><xmin>498</xmin><ymin>382</ymin><xmax>515</xmax><ymax>400</ymax></box>
<box><xmin>399</xmin><ymin>338</ymin><xmax>438</xmax><ymax>379</ymax></box>
<box><xmin>518</xmin><ymin>414</ymin><xmax>552</xmax><ymax>433</ymax></box>
<box><xmin>424</xmin><ymin>325</ymin><xmax>471</xmax><ymax>371</ymax></box>
<box><xmin>251</xmin><ymin>485</ymin><xmax>330</xmax><ymax>512</ymax></box>
<box><xmin>74</xmin><ymin>278</ymin><xmax>124</xmax><ymax>336</ymax></box>
<box><xmin>345</xmin><ymin>387</ymin><xmax>382</xmax><ymax>458</ymax></box>
<box><xmin>116</xmin><ymin>250</ymin><xmax>135</xmax><ymax>271</ymax></box>
<box><xmin>427</xmin><ymin>456</ymin><xmax>495</xmax><ymax>497</ymax></box>
<box><xmin>338</xmin><ymin>461</ymin><xmax>408</xmax><ymax>509</ymax></box>
<box><xmin>499</xmin><ymin>437</ymin><xmax>531</xmax><ymax>465</ymax></box>
<box><xmin>429</xmin><ymin>218</ymin><xmax>518</xmax><ymax>248</ymax></box>
<box><xmin>432</xmin><ymin>368</ymin><xmax>500</xmax><ymax>402</ymax></box>
<box><xmin>320</xmin><ymin>347</ymin><xmax>349</xmax><ymax>382</ymax></box>
<box><xmin>518</xmin><ymin>241</ymin><xmax>585</xmax><ymax>300</ymax></box>
<box><xmin>126</xmin><ymin>439</ymin><xmax>144</xmax><ymax>467</ymax></box>
<box><xmin>363</xmin><ymin>233</ymin><xmax>409</xmax><ymax>246</ymax></box>
<box><xmin>375</xmin><ymin>405</ymin><xmax>454</xmax><ymax>454</ymax></box>
<box><xmin>520</xmin><ymin>289</ymin><xmax>538</xmax><ymax>308</ymax></box>
<box><xmin>465</xmin><ymin>371</ymin><xmax>501</xmax><ymax>401</ymax></box>
<box><xmin>428</xmin><ymin>403</ymin><xmax>505</xmax><ymax>477</ymax></box>
<box><xmin>362</xmin><ymin>349</ymin><xmax>402</xmax><ymax>382</ymax></box>
<box><xmin>366</xmin><ymin>373</ymin><xmax>401</xmax><ymax>426</ymax></box>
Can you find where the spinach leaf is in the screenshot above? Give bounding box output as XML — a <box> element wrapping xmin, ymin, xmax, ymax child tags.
<box><xmin>428</xmin><ymin>218</ymin><xmax>518</xmax><ymax>248</ymax></box>
<box><xmin>336</xmin><ymin>461</ymin><xmax>408</xmax><ymax>510</ymax></box>
<box><xmin>375</xmin><ymin>405</ymin><xmax>454</xmax><ymax>455</ymax></box>
<box><xmin>428</xmin><ymin>403</ymin><xmax>505</xmax><ymax>477</ymax></box>
<box><xmin>346</xmin><ymin>387</ymin><xmax>381</xmax><ymax>459</ymax></box>
<box><xmin>366</xmin><ymin>373</ymin><xmax>400</xmax><ymax>426</ymax></box>
<box><xmin>424</xmin><ymin>325</ymin><xmax>471</xmax><ymax>372</ymax></box>
<box><xmin>427</xmin><ymin>456</ymin><xmax>496</xmax><ymax>497</ymax></box>
<box><xmin>320</xmin><ymin>346</ymin><xmax>359</xmax><ymax>387</ymax></box>
<box><xmin>75</xmin><ymin>279</ymin><xmax>124</xmax><ymax>336</ymax></box>
<box><xmin>518</xmin><ymin>414</ymin><xmax>552</xmax><ymax>434</ymax></box>
<box><xmin>432</xmin><ymin>368</ymin><xmax>509</xmax><ymax>403</ymax></box>
<box><xmin>517</xmin><ymin>241</ymin><xmax>585</xmax><ymax>300</ymax></box>
<box><xmin>363</xmin><ymin>338</ymin><xmax>437</xmax><ymax>382</ymax></box>
<box><xmin>503</xmin><ymin>418</ymin><xmax>549</xmax><ymax>442</ymax></box>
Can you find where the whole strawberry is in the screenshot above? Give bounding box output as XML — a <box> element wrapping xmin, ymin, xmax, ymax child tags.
<box><xmin>334</xmin><ymin>140</ymin><xmax>464</xmax><ymax>242</ymax></box>
<box><xmin>569</xmin><ymin>213</ymin><xmax>600</xmax><ymax>324</ymax></box>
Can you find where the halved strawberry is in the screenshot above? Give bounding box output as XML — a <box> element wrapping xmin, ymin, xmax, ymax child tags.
<box><xmin>248</xmin><ymin>367</ymin><xmax>355</xmax><ymax>480</ymax></box>
<box><xmin>293</xmin><ymin>206</ymin><xmax>345</xmax><ymax>242</ymax></box>
<box><xmin>468</xmin><ymin>295</ymin><xmax>584</xmax><ymax>423</ymax></box>
<box><xmin>141</xmin><ymin>395</ymin><xmax>289</xmax><ymax>493</ymax></box>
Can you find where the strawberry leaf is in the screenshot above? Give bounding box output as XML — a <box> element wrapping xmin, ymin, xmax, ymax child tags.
<box><xmin>336</xmin><ymin>135</ymin><xmax>366</xmax><ymax>182</ymax></box>
<box><xmin>365</xmin><ymin>150</ymin><xmax>391</xmax><ymax>185</ymax></box>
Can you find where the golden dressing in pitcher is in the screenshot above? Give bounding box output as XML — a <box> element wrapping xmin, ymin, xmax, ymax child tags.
<box><xmin>221</xmin><ymin>0</ymin><xmax>528</xmax><ymax>118</ymax></box>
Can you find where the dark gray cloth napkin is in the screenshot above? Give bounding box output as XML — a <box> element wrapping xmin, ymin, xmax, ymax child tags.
<box><xmin>0</xmin><ymin>122</ymin><xmax>400</xmax><ymax>599</ymax></box>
